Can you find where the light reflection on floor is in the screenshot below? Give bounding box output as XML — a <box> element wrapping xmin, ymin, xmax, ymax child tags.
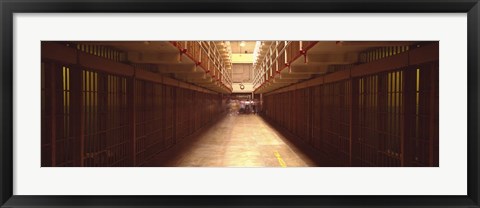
<box><xmin>143</xmin><ymin>114</ymin><xmax>316</xmax><ymax>167</ymax></box>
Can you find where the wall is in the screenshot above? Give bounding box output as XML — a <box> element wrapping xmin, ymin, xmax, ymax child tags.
<box><xmin>232</xmin><ymin>83</ymin><xmax>254</xmax><ymax>93</ymax></box>
<box><xmin>232</xmin><ymin>64</ymin><xmax>252</xmax><ymax>83</ymax></box>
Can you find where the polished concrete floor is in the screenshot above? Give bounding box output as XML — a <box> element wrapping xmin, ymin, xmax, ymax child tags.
<box><xmin>143</xmin><ymin>114</ymin><xmax>316</xmax><ymax>167</ymax></box>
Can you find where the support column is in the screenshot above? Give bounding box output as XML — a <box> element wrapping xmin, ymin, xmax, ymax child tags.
<box><xmin>71</xmin><ymin>65</ymin><xmax>84</xmax><ymax>166</ymax></box>
<box><xmin>428</xmin><ymin>62</ymin><xmax>439</xmax><ymax>166</ymax></box>
<box><xmin>174</xmin><ymin>88</ymin><xmax>179</xmax><ymax>144</ymax></box>
<box><xmin>402</xmin><ymin>67</ymin><xmax>416</xmax><ymax>167</ymax></box>
<box><xmin>377</xmin><ymin>73</ymin><xmax>388</xmax><ymax>166</ymax></box>
<box><xmin>260</xmin><ymin>93</ymin><xmax>263</xmax><ymax>113</ymax></box>
<box><xmin>307</xmin><ymin>88</ymin><xmax>311</xmax><ymax>144</ymax></box>
<box><xmin>292</xmin><ymin>89</ymin><xmax>296</xmax><ymax>133</ymax></box>
<box><xmin>309</xmin><ymin>87</ymin><xmax>314</xmax><ymax>145</ymax></box>
<box><xmin>173</xmin><ymin>86</ymin><xmax>177</xmax><ymax>145</ymax></box>
<box><xmin>48</xmin><ymin>62</ymin><xmax>57</xmax><ymax>167</ymax></box>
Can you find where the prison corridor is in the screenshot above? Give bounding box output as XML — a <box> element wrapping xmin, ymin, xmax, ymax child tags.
<box><xmin>41</xmin><ymin>41</ymin><xmax>439</xmax><ymax>167</ymax></box>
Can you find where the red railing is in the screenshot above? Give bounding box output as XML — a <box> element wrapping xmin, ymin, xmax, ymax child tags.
<box><xmin>253</xmin><ymin>41</ymin><xmax>318</xmax><ymax>92</ymax></box>
<box><xmin>170</xmin><ymin>41</ymin><xmax>232</xmax><ymax>92</ymax></box>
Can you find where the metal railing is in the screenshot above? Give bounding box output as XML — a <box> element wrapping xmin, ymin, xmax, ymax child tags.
<box><xmin>252</xmin><ymin>41</ymin><xmax>317</xmax><ymax>90</ymax></box>
<box><xmin>173</xmin><ymin>41</ymin><xmax>232</xmax><ymax>92</ymax></box>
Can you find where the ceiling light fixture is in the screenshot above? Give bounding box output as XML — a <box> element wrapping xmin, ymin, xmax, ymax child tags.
<box><xmin>239</xmin><ymin>41</ymin><xmax>246</xmax><ymax>47</ymax></box>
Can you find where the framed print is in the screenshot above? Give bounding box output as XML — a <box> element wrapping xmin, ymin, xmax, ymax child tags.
<box><xmin>1</xmin><ymin>0</ymin><xmax>479</xmax><ymax>207</ymax></box>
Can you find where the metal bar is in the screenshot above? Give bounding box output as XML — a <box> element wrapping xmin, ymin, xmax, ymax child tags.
<box><xmin>349</xmin><ymin>73</ymin><xmax>356</xmax><ymax>166</ymax></box>
<box><xmin>428</xmin><ymin>62</ymin><xmax>439</xmax><ymax>166</ymax></box>
<box><xmin>49</xmin><ymin>62</ymin><xmax>57</xmax><ymax>166</ymax></box>
<box><xmin>130</xmin><ymin>70</ymin><xmax>137</xmax><ymax>166</ymax></box>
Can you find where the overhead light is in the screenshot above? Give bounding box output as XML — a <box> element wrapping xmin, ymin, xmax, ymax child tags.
<box><xmin>239</xmin><ymin>41</ymin><xmax>246</xmax><ymax>47</ymax></box>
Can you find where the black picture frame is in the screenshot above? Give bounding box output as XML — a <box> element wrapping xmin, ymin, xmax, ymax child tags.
<box><xmin>1</xmin><ymin>0</ymin><xmax>479</xmax><ymax>207</ymax></box>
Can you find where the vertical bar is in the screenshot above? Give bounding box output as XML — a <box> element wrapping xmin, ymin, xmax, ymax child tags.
<box><xmin>380</xmin><ymin>73</ymin><xmax>387</xmax><ymax>166</ymax></box>
<box><xmin>129</xmin><ymin>72</ymin><xmax>136</xmax><ymax>166</ymax></box>
<box><xmin>308</xmin><ymin>88</ymin><xmax>312</xmax><ymax>145</ymax></box>
<box><xmin>350</xmin><ymin>75</ymin><xmax>357</xmax><ymax>166</ymax></box>
<box><xmin>48</xmin><ymin>62</ymin><xmax>57</xmax><ymax>166</ymax></box>
<box><xmin>83</xmin><ymin>70</ymin><xmax>88</xmax><ymax>166</ymax></box>
<box><xmin>175</xmin><ymin>88</ymin><xmax>180</xmax><ymax>142</ymax></box>
<box><xmin>91</xmin><ymin>72</ymin><xmax>96</xmax><ymax>166</ymax></box>
<box><xmin>173</xmin><ymin>87</ymin><xmax>177</xmax><ymax>145</ymax></box>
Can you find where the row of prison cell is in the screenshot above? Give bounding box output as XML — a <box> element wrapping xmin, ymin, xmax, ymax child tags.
<box><xmin>41</xmin><ymin>43</ymin><xmax>225</xmax><ymax>167</ymax></box>
<box><xmin>262</xmin><ymin>43</ymin><xmax>439</xmax><ymax>167</ymax></box>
